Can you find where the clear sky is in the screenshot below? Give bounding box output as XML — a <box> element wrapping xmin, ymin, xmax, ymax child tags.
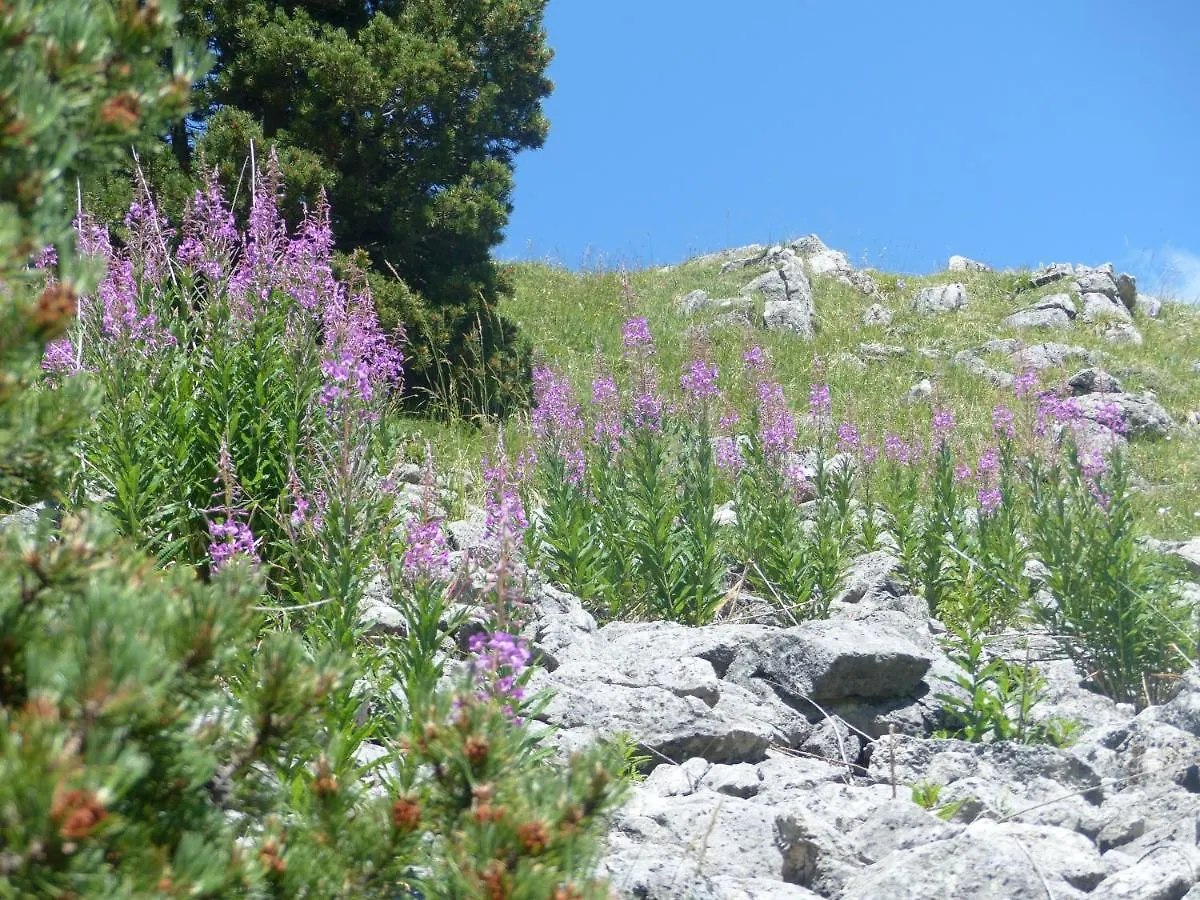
<box><xmin>499</xmin><ymin>1</ymin><xmax>1200</xmax><ymax>300</ymax></box>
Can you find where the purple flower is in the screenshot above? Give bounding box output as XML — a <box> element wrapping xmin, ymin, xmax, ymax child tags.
<box><xmin>483</xmin><ymin>443</ymin><xmax>528</xmax><ymax>544</ymax></box>
<box><xmin>622</xmin><ymin>317</ymin><xmax>655</xmax><ymax>357</ymax></box>
<box><xmin>680</xmin><ymin>357</ymin><xmax>719</xmax><ymax>405</ymax></box>
<box><xmin>532</xmin><ymin>366</ymin><xmax>586</xmax><ymax>482</ymax></box>
<box><xmin>41</xmin><ymin>338</ymin><xmax>77</xmax><ymax>375</ymax></box>
<box><xmin>631</xmin><ymin>388</ymin><xmax>665</xmax><ymax>433</ymax></box>
<box><xmin>591</xmin><ymin>372</ymin><xmax>625</xmax><ymax>452</ymax></box>
<box><xmin>1093</xmin><ymin>401</ymin><xmax>1127</xmax><ymax>436</ymax></box>
<box><xmin>836</xmin><ymin>422</ymin><xmax>861</xmax><ymax>454</ymax></box>
<box><xmin>715</xmin><ymin>435</ymin><xmax>745</xmax><ymax>473</ymax></box>
<box><xmin>742</xmin><ymin>345</ymin><xmax>769</xmax><ymax>374</ymax></box>
<box><xmin>992</xmin><ymin>405</ymin><xmax>1016</xmax><ymax>439</ymax></box>
<box><xmin>977</xmin><ymin>487</ymin><xmax>1003</xmax><ymax>516</ymax></box>
<box><xmin>403</xmin><ymin>517</ymin><xmax>450</xmax><ymax>581</ymax></box>
<box><xmin>755</xmin><ymin>381</ymin><xmax>796</xmax><ymax>460</ymax></box>
<box><xmin>177</xmin><ymin>168</ymin><xmax>239</xmax><ymax>280</ymax></box>
<box><xmin>954</xmin><ymin>463</ymin><xmax>973</xmax><ymax>483</ymax></box>
<box><xmin>32</xmin><ymin>245</ymin><xmax>57</xmax><ymax>271</ymax></box>
<box><xmin>1035</xmin><ymin>392</ymin><xmax>1081</xmax><ymax>437</ymax></box>
<box><xmin>208</xmin><ymin>517</ymin><xmax>259</xmax><ymax>571</ymax></box>
<box><xmin>808</xmin><ymin>383</ymin><xmax>832</xmax><ymax>426</ymax></box>
<box><xmin>976</xmin><ymin>448</ymin><xmax>1000</xmax><ymax>480</ymax></box>
<box><xmin>884</xmin><ymin>432</ymin><xmax>913</xmax><ymax>465</ymax></box>
<box><xmin>932</xmin><ymin>407</ymin><xmax>956</xmax><ymax>439</ymax></box>
<box><xmin>468</xmin><ymin>630</ymin><xmax>532</xmax><ymax>720</ymax></box>
<box><xmin>124</xmin><ymin>186</ymin><xmax>174</xmax><ymax>285</ymax></box>
<box><xmin>1013</xmin><ymin>368</ymin><xmax>1039</xmax><ymax>398</ymax></box>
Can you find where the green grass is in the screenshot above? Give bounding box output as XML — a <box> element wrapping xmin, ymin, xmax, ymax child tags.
<box><xmin>499</xmin><ymin>255</ymin><xmax>1200</xmax><ymax>538</ymax></box>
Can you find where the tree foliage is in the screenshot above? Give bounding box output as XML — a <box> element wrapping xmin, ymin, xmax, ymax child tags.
<box><xmin>180</xmin><ymin>0</ymin><xmax>554</xmax><ymax>415</ymax></box>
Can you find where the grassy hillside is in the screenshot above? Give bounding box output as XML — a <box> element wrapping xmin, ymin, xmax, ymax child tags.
<box><xmin>493</xmin><ymin>251</ymin><xmax>1200</xmax><ymax>537</ymax></box>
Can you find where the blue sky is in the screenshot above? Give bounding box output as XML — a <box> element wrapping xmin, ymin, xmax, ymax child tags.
<box><xmin>499</xmin><ymin>1</ymin><xmax>1200</xmax><ymax>300</ymax></box>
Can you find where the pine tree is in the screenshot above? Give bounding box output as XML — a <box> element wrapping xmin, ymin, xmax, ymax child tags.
<box><xmin>179</xmin><ymin>0</ymin><xmax>554</xmax><ymax>416</ymax></box>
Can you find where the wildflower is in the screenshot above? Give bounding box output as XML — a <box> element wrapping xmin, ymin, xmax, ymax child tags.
<box><xmin>1013</xmin><ymin>368</ymin><xmax>1039</xmax><ymax>398</ymax></box>
<box><xmin>177</xmin><ymin>168</ymin><xmax>239</xmax><ymax>280</ymax></box>
<box><xmin>836</xmin><ymin>422</ymin><xmax>861</xmax><ymax>454</ymax></box>
<box><xmin>742</xmin><ymin>345</ymin><xmax>769</xmax><ymax>374</ymax></box>
<box><xmin>41</xmin><ymin>337</ymin><xmax>77</xmax><ymax>375</ymax></box>
<box><xmin>208</xmin><ymin>517</ymin><xmax>259</xmax><ymax>571</ymax></box>
<box><xmin>1093</xmin><ymin>401</ymin><xmax>1127</xmax><ymax>436</ymax></box>
<box><xmin>591</xmin><ymin>371</ymin><xmax>624</xmax><ymax>452</ymax></box>
<box><xmin>621</xmin><ymin>317</ymin><xmax>655</xmax><ymax>358</ymax></box>
<box><xmin>679</xmin><ymin>357</ymin><xmax>719</xmax><ymax>405</ymax></box>
<box><xmin>123</xmin><ymin>186</ymin><xmax>174</xmax><ymax>284</ymax></box>
<box><xmin>468</xmin><ymin>630</ymin><xmax>531</xmax><ymax>720</ymax></box>
<box><xmin>808</xmin><ymin>382</ymin><xmax>832</xmax><ymax>426</ymax></box>
<box><xmin>931</xmin><ymin>407</ymin><xmax>956</xmax><ymax>440</ymax></box>
<box><xmin>884</xmin><ymin>432</ymin><xmax>913</xmax><ymax>465</ymax></box>
<box><xmin>532</xmin><ymin>366</ymin><xmax>586</xmax><ymax>482</ymax></box>
<box><xmin>977</xmin><ymin>448</ymin><xmax>1000</xmax><ymax>479</ymax></box>
<box><xmin>403</xmin><ymin>518</ymin><xmax>450</xmax><ymax>581</ymax></box>
<box><xmin>755</xmin><ymin>381</ymin><xmax>796</xmax><ymax>460</ymax></box>
<box><xmin>954</xmin><ymin>463</ymin><xmax>973</xmax><ymax>483</ymax></box>
<box><xmin>977</xmin><ymin>487</ymin><xmax>1003</xmax><ymax>516</ymax></box>
<box><xmin>714</xmin><ymin>435</ymin><xmax>745</xmax><ymax>473</ymax></box>
<box><xmin>630</xmin><ymin>388</ymin><xmax>665</xmax><ymax>433</ymax></box>
<box><xmin>32</xmin><ymin>245</ymin><xmax>57</xmax><ymax>271</ymax></box>
<box><xmin>483</xmin><ymin>443</ymin><xmax>528</xmax><ymax>544</ymax></box>
<box><xmin>992</xmin><ymin>405</ymin><xmax>1016</xmax><ymax>439</ymax></box>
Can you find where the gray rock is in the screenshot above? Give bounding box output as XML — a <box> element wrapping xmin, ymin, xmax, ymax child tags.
<box><xmin>1148</xmin><ymin>668</ymin><xmax>1200</xmax><ymax>738</ymax></box>
<box><xmin>841</xmin><ymin>824</ymin><xmax>1085</xmax><ymax>900</ymax></box>
<box><xmin>744</xmin><ymin>255</ymin><xmax>815</xmax><ymax>338</ymax></box>
<box><xmin>1082</xmin><ymin>292</ymin><xmax>1134</xmax><ymax>323</ymax></box>
<box><xmin>0</xmin><ymin>502</ymin><xmax>43</xmax><ymax>538</ymax></box>
<box><xmin>788</xmin><ymin>234</ymin><xmax>830</xmax><ymax>256</ymax></box>
<box><xmin>1103</xmin><ymin>322</ymin><xmax>1144</xmax><ymax>346</ymax></box>
<box><xmin>949</xmin><ymin>255</ymin><xmax>991</xmax><ymax>273</ymax></box>
<box><xmin>1116</xmin><ymin>272</ymin><xmax>1138</xmax><ymax>311</ymax></box>
<box><xmin>903</xmin><ymin>378</ymin><xmax>935</xmax><ymax>404</ymax></box>
<box><xmin>1004</xmin><ymin>306</ymin><xmax>1073</xmax><ymax>329</ymax></box>
<box><xmin>726</xmin><ymin>619</ymin><xmax>932</xmax><ymax>706</ymax></box>
<box><xmin>840</xmin><ymin>269</ymin><xmax>881</xmax><ymax>296</ymax></box>
<box><xmin>1174</xmin><ymin>539</ymin><xmax>1200</xmax><ymax>577</ymax></box>
<box><xmin>862</xmin><ymin>303</ymin><xmax>893</xmax><ymax>327</ymax></box>
<box><xmin>875</xmin><ymin>735</ymin><xmax>1105</xmax><ymax>833</ymax></box>
<box><xmin>835</xmin><ymin>551</ymin><xmax>903</xmax><ymax>605</ymax></box>
<box><xmin>913</xmin><ymin>282</ymin><xmax>968</xmax><ymax>314</ymax></box>
<box><xmin>1069</xmin><ymin>367</ymin><xmax>1125</xmax><ymax>395</ymax></box>
<box><xmin>446</xmin><ymin>516</ymin><xmax>489</xmax><ymax>552</ymax></box>
<box><xmin>1032</xmin><ymin>262</ymin><xmax>1076</xmax><ymax>287</ymax></box>
<box><xmin>691</xmin><ymin>243</ymin><xmax>766</xmax><ymax>269</ymax></box>
<box><xmin>1073</xmin><ymin>392</ymin><xmax>1174</xmax><ymax>439</ymax></box>
<box><xmin>1004</xmin><ymin>292</ymin><xmax>1077</xmax><ymax>329</ymax></box>
<box><xmin>1012</xmin><ymin>342</ymin><xmax>1096</xmax><ymax>372</ymax></box>
<box><xmin>1089</xmin><ymin>849</ymin><xmax>1199</xmax><ymax>899</ymax></box>
<box><xmin>805</xmin><ymin>248</ymin><xmax>853</xmax><ymax>279</ymax></box>
<box><xmin>858</xmin><ymin>342</ymin><xmax>907</xmax><ymax>361</ymax></box>
<box><xmin>1076</xmin><ymin>269</ymin><xmax>1122</xmax><ymax>300</ymax></box>
<box><xmin>678</xmin><ymin>288</ymin><xmax>711</xmax><ymax>314</ymax></box>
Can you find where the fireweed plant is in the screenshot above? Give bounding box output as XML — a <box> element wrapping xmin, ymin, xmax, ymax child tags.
<box><xmin>525</xmin><ymin>329</ymin><xmax>1195</xmax><ymax>711</ymax></box>
<box><xmin>14</xmin><ymin>163</ymin><xmax>631</xmax><ymax>894</ymax></box>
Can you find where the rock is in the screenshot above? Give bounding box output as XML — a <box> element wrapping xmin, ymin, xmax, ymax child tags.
<box><xmin>678</xmin><ymin>288</ymin><xmax>711</xmax><ymax>314</ymax></box>
<box><xmin>446</xmin><ymin>516</ymin><xmax>489</xmax><ymax>552</ymax></box>
<box><xmin>1032</xmin><ymin>262</ymin><xmax>1076</xmax><ymax>287</ymax></box>
<box><xmin>1003</xmin><ymin>292</ymin><xmax>1078</xmax><ymax>330</ymax></box>
<box><xmin>948</xmin><ymin>255</ymin><xmax>991</xmax><ymax>273</ymax></box>
<box><xmin>1149</xmin><ymin>668</ymin><xmax>1200</xmax><ymax>738</ymax></box>
<box><xmin>1076</xmin><ymin>269</ymin><xmax>1122</xmax><ymax>300</ymax></box>
<box><xmin>1073</xmin><ymin>393</ymin><xmax>1174</xmax><ymax>439</ymax></box>
<box><xmin>848</xmin><ymin>800</ymin><xmax>959</xmax><ymax>865</ymax></box>
<box><xmin>1069</xmin><ymin>367</ymin><xmax>1125</xmax><ymax>395</ymax></box>
<box><xmin>1089</xmin><ymin>849</ymin><xmax>1199</xmax><ymax>899</ymax></box>
<box><xmin>912</xmin><ymin>283</ymin><xmax>968</xmax><ymax>315</ymax></box>
<box><xmin>0</xmin><ymin>502</ymin><xmax>43</xmax><ymax>538</ymax></box>
<box><xmin>1174</xmin><ymin>539</ymin><xmax>1200</xmax><ymax>577</ymax></box>
<box><xmin>788</xmin><ymin>234</ymin><xmax>830</xmax><ymax>256</ymax></box>
<box><xmin>1116</xmin><ymin>273</ymin><xmax>1138</xmax><ymax>311</ymax></box>
<box><xmin>840</xmin><ymin>270</ymin><xmax>881</xmax><ymax>296</ymax></box>
<box><xmin>1082</xmin><ymin>292</ymin><xmax>1134</xmax><ymax>323</ymax></box>
<box><xmin>862</xmin><ymin>303</ymin><xmax>893</xmax><ymax>327</ymax></box>
<box><xmin>1011</xmin><ymin>342</ymin><xmax>1096</xmax><ymax>372</ymax></box>
<box><xmin>1103</xmin><ymin>322</ymin><xmax>1144</xmax><ymax>346</ymax></box>
<box><xmin>726</xmin><ymin>620</ymin><xmax>932</xmax><ymax>707</ymax></box>
<box><xmin>743</xmin><ymin>255</ymin><xmax>815</xmax><ymax>338</ymax></box>
<box><xmin>806</xmin><ymin>248</ymin><xmax>853</xmax><ymax>279</ymax></box>
<box><xmin>903</xmin><ymin>378</ymin><xmax>935</xmax><ymax>404</ymax></box>
<box><xmin>875</xmin><ymin>735</ymin><xmax>1105</xmax><ymax>832</ymax></box>
<box><xmin>841</xmin><ymin>824</ymin><xmax>1085</xmax><ymax>900</ymax></box>
<box><xmin>835</xmin><ymin>552</ymin><xmax>903</xmax><ymax>605</ymax></box>
<box><xmin>858</xmin><ymin>342</ymin><xmax>907</xmax><ymax>361</ymax></box>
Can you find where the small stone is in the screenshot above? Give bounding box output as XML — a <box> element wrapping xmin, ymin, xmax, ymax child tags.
<box><xmin>862</xmin><ymin>303</ymin><xmax>893</xmax><ymax>327</ymax></box>
<box><xmin>1102</xmin><ymin>322</ymin><xmax>1144</xmax><ymax>346</ymax></box>
<box><xmin>912</xmin><ymin>283</ymin><xmax>968</xmax><ymax>315</ymax></box>
<box><xmin>903</xmin><ymin>378</ymin><xmax>935</xmax><ymax>404</ymax></box>
<box><xmin>948</xmin><ymin>255</ymin><xmax>991</xmax><ymax>272</ymax></box>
